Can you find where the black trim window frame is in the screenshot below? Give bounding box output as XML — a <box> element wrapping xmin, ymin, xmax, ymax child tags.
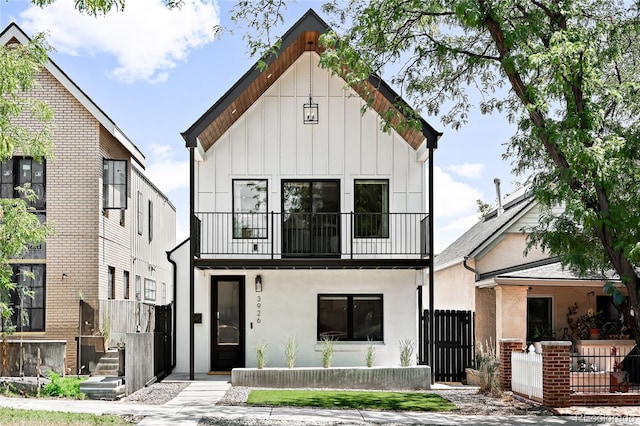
<box><xmin>124</xmin><ymin>270</ymin><xmax>130</xmax><ymax>300</ymax></box>
<box><xmin>137</xmin><ymin>191</ymin><xmax>143</xmax><ymax>236</ymax></box>
<box><xmin>108</xmin><ymin>266</ymin><xmax>115</xmax><ymax>300</ymax></box>
<box><xmin>2</xmin><ymin>264</ymin><xmax>46</xmax><ymax>332</ymax></box>
<box><xmin>1</xmin><ymin>157</ymin><xmax>46</xmax><ymax>211</ymax></box>
<box><xmin>354</xmin><ymin>179</ymin><xmax>389</xmax><ymax>238</ymax></box>
<box><xmin>232</xmin><ymin>179</ymin><xmax>268</xmax><ymax>239</ymax></box>
<box><xmin>148</xmin><ymin>200</ymin><xmax>154</xmax><ymax>242</ymax></box>
<box><xmin>317</xmin><ymin>294</ymin><xmax>383</xmax><ymax>342</ymax></box>
<box><xmin>103</xmin><ymin>159</ymin><xmax>128</xmax><ymax>209</ymax></box>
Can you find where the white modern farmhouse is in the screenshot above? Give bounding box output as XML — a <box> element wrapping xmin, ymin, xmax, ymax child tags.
<box><xmin>170</xmin><ymin>9</ymin><xmax>440</xmax><ymax>377</ymax></box>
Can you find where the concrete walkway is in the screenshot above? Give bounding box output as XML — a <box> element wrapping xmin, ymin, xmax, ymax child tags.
<box><xmin>0</xmin><ymin>374</ymin><xmax>633</xmax><ymax>425</ymax></box>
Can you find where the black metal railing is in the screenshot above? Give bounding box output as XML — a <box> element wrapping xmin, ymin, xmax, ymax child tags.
<box><xmin>570</xmin><ymin>346</ymin><xmax>640</xmax><ymax>393</ymax></box>
<box><xmin>195</xmin><ymin>211</ymin><xmax>429</xmax><ymax>258</ymax></box>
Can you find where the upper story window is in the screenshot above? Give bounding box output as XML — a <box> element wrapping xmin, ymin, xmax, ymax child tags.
<box><xmin>1</xmin><ymin>157</ymin><xmax>46</xmax><ymax>211</ymax></box>
<box><xmin>148</xmin><ymin>200</ymin><xmax>154</xmax><ymax>242</ymax></box>
<box><xmin>317</xmin><ymin>294</ymin><xmax>383</xmax><ymax>341</ymax></box>
<box><xmin>103</xmin><ymin>159</ymin><xmax>127</xmax><ymax>209</ymax></box>
<box><xmin>354</xmin><ymin>179</ymin><xmax>389</xmax><ymax>238</ymax></box>
<box><xmin>233</xmin><ymin>180</ymin><xmax>267</xmax><ymax>238</ymax></box>
<box><xmin>144</xmin><ymin>278</ymin><xmax>156</xmax><ymax>302</ymax></box>
<box><xmin>137</xmin><ymin>191</ymin><xmax>143</xmax><ymax>236</ymax></box>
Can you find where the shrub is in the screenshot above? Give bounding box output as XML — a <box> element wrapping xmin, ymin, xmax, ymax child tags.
<box><xmin>399</xmin><ymin>338</ymin><xmax>415</xmax><ymax>367</ymax></box>
<box><xmin>255</xmin><ymin>341</ymin><xmax>268</xmax><ymax>369</ymax></box>
<box><xmin>365</xmin><ymin>340</ymin><xmax>375</xmax><ymax>367</ymax></box>
<box><xmin>320</xmin><ymin>337</ymin><xmax>334</xmax><ymax>368</ymax></box>
<box><xmin>41</xmin><ymin>373</ymin><xmax>86</xmax><ymax>399</ymax></box>
<box><xmin>284</xmin><ymin>335</ymin><xmax>298</xmax><ymax>368</ymax></box>
<box><xmin>476</xmin><ymin>338</ymin><xmax>501</xmax><ymax>397</ymax></box>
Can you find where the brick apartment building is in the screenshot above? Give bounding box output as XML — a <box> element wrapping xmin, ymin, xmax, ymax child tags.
<box><xmin>0</xmin><ymin>23</ymin><xmax>176</xmax><ymax>374</ymax></box>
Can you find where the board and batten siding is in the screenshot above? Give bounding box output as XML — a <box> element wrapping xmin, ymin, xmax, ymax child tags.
<box><xmin>130</xmin><ymin>164</ymin><xmax>176</xmax><ymax>305</ymax></box>
<box><xmin>195</xmin><ymin>52</ymin><xmax>425</xmax><ymax>214</ymax></box>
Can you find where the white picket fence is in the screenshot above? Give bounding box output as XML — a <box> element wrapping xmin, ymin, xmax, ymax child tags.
<box><xmin>511</xmin><ymin>347</ymin><xmax>543</xmax><ymax>400</ymax></box>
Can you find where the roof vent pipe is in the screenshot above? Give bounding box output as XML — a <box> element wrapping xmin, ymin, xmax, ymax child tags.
<box><xmin>494</xmin><ymin>178</ymin><xmax>504</xmax><ymax>216</ymax></box>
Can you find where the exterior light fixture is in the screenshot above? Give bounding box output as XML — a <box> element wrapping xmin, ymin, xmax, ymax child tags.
<box><xmin>303</xmin><ymin>41</ymin><xmax>318</xmax><ymax>124</ymax></box>
<box><xmin>255</xmin><ymin>275</ymin><xmax>263</xmax><ymax>292</ymax></box>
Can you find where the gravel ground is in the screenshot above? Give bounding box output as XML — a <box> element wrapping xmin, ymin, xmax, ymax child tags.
<box><xmin>119</xmin><ymin>381</ymin><xmax>190</xmax><ymax>405</ymax></box>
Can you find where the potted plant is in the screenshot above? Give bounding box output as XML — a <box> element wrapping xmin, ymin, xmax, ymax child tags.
<box><xmin>610</xmin><ymin>346</ymin><xmax>629</xmax><ymax>392</ymax></box>
<box><xmin>579</xmin><ymin>309</ymin><xmax>604</xmax><ymax>339</ymax></box>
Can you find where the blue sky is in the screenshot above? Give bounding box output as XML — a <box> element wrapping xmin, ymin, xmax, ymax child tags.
<box><xmin>0</xmin><ymin>0</ymin><xmax>519</xmax><ymax>253</ymax></box>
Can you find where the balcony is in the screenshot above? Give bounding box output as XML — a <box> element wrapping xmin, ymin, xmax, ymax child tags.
<box><xmin>194</xmin><ymin>212</ymin><xmax>430</xmax><ymax>269</ymax></box>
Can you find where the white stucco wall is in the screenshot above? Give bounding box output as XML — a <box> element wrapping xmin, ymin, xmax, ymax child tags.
<box><xmin>168</xmin><ymin>248</ymin><xmax>421</xmax><ymax>373</ymax></box>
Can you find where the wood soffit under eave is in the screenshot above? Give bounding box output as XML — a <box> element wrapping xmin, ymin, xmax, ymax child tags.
<box><xmin>197</xmin><ymin>30</ymin><xmax>425</xmax><ymax>152</ymax></box>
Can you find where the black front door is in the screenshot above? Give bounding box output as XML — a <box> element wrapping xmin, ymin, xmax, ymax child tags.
<box><xmin>282</xmin><ymin>180</ymin><xmax>340</xmax><ymax>257</ymax></box>
<box><xmin>211</xmin><ymin>276</ymin><xmax>245</xmax><ymax>371</ymax></box>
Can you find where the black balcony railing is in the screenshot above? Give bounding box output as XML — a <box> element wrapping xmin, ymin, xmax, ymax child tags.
<box><xmin>194</xmin><ymin>212</ymin><xmax>430</xmax><ymax>259</ymax></box>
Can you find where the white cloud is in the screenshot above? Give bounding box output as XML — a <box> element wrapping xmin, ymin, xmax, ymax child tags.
<box><xmin>433</xmin><ymin>167</ymin><xmax>484</xmax><ymax>218</ymax></box>
<box><xmin>432</xmin><ymin>167</ymin><xmax>485</xmax><ymax>252</ymax></box>
<box><xmin>20</xmin><ymin>0</ymin><xmax>220</xmax><ymax>83</ymax></box>
<box><xmin>144</xmin><ymin>144</ymin><xmax>189</xmax><ymax>194</ymax></box>
<box><xmin>445</xmin><ymin>163</ymin><xmax>485</xmax><ymax>179</ymax></box>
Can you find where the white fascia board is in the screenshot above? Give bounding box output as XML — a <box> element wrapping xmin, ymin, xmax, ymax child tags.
<box><xmin>1</xmin><ymin>25</ymin><xmax>145</xmax><ymax>168</ymax></box>
<box><xmin>194</xmin><ymin>138</ymin><xmax>205</xmax><ymax>162</ymax></box>
<box><xmin>416</xmin><ymin>139</ymin><xmax>429</xmax><ymax>163</ymax></box>
<box><xmin>493</xmin><ymin>277</ymin><xmax>620</xmax><ymax>287</ymax></box>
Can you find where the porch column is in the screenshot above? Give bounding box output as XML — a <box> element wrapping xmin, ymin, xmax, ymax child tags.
<box><xmin>499</xmin><ymin>338</ymin><xmax>524</xmax><ymax>391</ymax></box>
<box><xmin>541</xmin><ymin>341</ymin><xmax>571</xmax><ymax>408</ymax></box>
<box><xmin>495</xmin><ymin>285</ymin><xmax>528</xmax><ymax>344</ymax></box>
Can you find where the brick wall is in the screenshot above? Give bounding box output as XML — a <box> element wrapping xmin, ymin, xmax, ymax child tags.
<box><xmin>499</xmin><ymin>338</ymin><xmax>524</xmax><ymax>391</ymax></box>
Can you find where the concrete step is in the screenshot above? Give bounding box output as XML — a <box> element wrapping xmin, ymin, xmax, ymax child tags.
<box><xmin>80</xmin><ymin>376</ymin><xmax>125</xmax><ymax>400</ymax></box>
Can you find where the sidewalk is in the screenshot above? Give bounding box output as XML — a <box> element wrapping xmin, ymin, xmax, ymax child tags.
<box><xmin>0</xmin><ymin>374</ymin><xmax>633</xmax><ymax>425</ymax></box>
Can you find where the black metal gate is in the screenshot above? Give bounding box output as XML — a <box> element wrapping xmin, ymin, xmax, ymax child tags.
<box><xmin>153</xmin><ymin>304</ymin><xmax>173</xmax><ymax>377</ymax></box>
<box><xmin>423</xmin><ymin>309</ymin><xmax>474</xmax><ymax>382</ymax></box>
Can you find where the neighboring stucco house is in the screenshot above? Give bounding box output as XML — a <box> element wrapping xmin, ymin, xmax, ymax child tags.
<box><xmin>432</xmin><ymin>185</ymin><xmax>629</xmax><ymax>349</ymax></box>
<box><xmin>170</xmin><ymin>9</ymin><xmax>440</xmax><ymax>375</ymax></box>
<box><xmin>0</xmin><ymin>23</ymin><xmax>176</xmax><ymax>374</ymax></box>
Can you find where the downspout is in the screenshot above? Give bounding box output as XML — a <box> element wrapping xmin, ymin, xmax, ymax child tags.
<box><xmin>427</xmin><ymin>140</ymin><xmax>435</xmax><ymax>384</ymax></box>
<box><xmin>189</xmin><ymin>145</ymin><xmax>195</xmax><ymax>380</ymax></box>
<box><xmin>166</xmin><ymin>250</ymin><xmax>177</xmax><ymax>372</ymax></box>
<box><xmin>463</xmin><ymin>256</ymin><xmax>479</xmax><ymax>281</ymax></box>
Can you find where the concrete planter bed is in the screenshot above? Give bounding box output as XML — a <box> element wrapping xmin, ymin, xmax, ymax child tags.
<box><xmin>232</xmin><ymin>366</ymin><xmax>432</xmax><ymax>390</ymax></box>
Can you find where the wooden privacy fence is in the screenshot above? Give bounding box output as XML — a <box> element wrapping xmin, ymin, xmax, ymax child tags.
<box><xmin>511</xmin><ymin>347</ymin><xmax>543</xmax><ymax>400</ymax></box>
<box><xmin>99</xmin><ymin>300</ymin><xmax>155</xmax><ymax>348</ymax></box>
<box><xmin>423</xmin><ymin>310</ymin><xmax>474</xmax><ymax>382</ymax></box>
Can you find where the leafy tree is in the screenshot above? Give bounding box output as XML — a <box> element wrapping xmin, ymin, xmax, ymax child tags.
<box><xmin>0</xmin><ymin>33</ymin><xmax>54</xmax><ymax>332</ymax></box>
<box><xmin>230</xmin><ymin>0</ymin><xmax>640</xmax><ymax>343</ymax></box>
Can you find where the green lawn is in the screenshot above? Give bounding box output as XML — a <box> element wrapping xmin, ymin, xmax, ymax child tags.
<box><xmin>0</xmin><ymin>407</ymin><xmax>131</xmax><ymax>425</ymax></box>
<box><xmin>247</xmin><ymin>390</ymin><xmax>457</xmax><ymax>412</ymax></box>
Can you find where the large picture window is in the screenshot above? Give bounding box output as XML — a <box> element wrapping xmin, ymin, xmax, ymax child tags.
<box><xmin>355</xmin><ymin>180</ymin><xmax>388</xmax><ymax>238</ymax></box>
<box><xmin>233</xmin><ymin>180</ymin><xmax>267</xmax><ymax>238</ymax></box>
<box><xmin>103</xmin><ymin>159</ymin><xmax>127</xmax><ymax>209</ymax></box>
<box><xmin>317</xmin><ymin>294</ymin><xmax>383</xmax><ymax>341</ymax></box>
<box><xmin>2</xmin><ymin>265</ymin><xmax>46</xmax><ymax>332</ymax></box>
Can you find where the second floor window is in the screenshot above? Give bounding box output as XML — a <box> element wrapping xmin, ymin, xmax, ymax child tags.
<box><xmin>103</xmin><ymin>159</ymin><xmax>127</xmax><ymax>209</ymax></box>
<box><xmin>354</xmin><ymin>179</ymin><xmax>389</xmax><ymax>238</ymax></box>
<box><xmin>148</xmin><ymin>200</ymin><xmax>154</xmax><ymax>242</ymax></box>
<box><xmin>144</xmin><ymin>278</ymin><xmax>156</xmax><ymax>301</ymax></box>
<box><xmin>137</xmin><ymin>191</ymin><xmax>143</xmax><ymax>235</ymax></box>
<box><xmin>233</xmin><ymin>180</ymin><xmax>267</xmax><ymax>238</ymax></box>
<box><xmin>1</xmin><ymin>157</ymin><xmax>46</xmax><ymax>210</ymax></box>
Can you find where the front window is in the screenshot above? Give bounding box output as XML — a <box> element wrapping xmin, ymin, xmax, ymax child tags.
<box><xmin>233</xmin><ymin>180</ymin><xmax>267</xmax><ymax>238</ymax></box>
<box><xmin>527</xmin><ymin>296</ymin><xmax>552</xmax><ymax>341</ymax></box>
<box><xmin>124</xmin><ymin>271</ymin><xmax>130</xmax><ymax>300</ymax></box>
<box><xmin>144</xmin><ymin>278</ymin><xmax>156</xmax><ymax>301</ymax></box>
<box><xmin>2</xmin><ymin>265</ymin><xmax>46</xmax><ymax>332</ymax></box>
<box><xmin>103</xmin><ymin>159</ymin><xmax>127</xmax><ymax>209</ymax></box>
<box><xmin>355</xmin><ymin>179</ymin><xmax>388</xmax><ymax>238</ymax></box>
<box><xmin>317</xmin><ymin>294</ymin><xmax>383</xmax><ymax>341</ymax></box>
